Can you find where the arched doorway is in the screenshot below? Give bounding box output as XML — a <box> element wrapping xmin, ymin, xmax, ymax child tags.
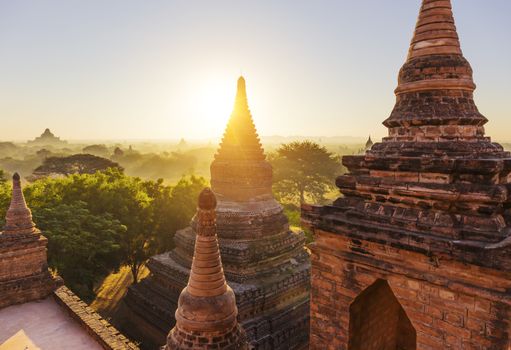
<box><xmin>348</xmin><ymin>279</ymin><xmax>416</xmax><ymax>350</ymax></box>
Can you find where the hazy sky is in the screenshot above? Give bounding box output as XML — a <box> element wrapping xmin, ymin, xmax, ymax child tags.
<box><xmin>1</xmin><ymin>0</ymin><xmax>510</xmax><ymax>141</ymax></box>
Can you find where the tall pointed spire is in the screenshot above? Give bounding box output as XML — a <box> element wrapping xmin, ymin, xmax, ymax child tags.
<box><xmin>215</xmin><ymin>76</ymin><xmax>265</xmax><ymax>161</ymax></box>
<box><xmin>232</xmin><ymin>76</ymin><xmax>250</xmax><ymax>117</ymax></box>
<box><xmin>165</xmin><ymin>188</ymin><xmax>248</xmax><ymax>350</ymax></box>
<box><xmin>3</xmin><ymin>173</ymin><xmax>37</xmax><ymax>235</ymax></box>
<box><xmin>185</xmin><ymin>188</ymin><xmax>226</xmax><ymax>298</ymax></box>
<box><xmin>211</xmin><ymin>77</ymin><xmax>273</xmax><ymax>201</ymax></box>
<box><xmin>382</xmin><ymin>0</ymin><xmax>487</xmax><ymax>145</ymax></box>
<box><xmin>408</xmin><ymin>0</ymin><xmax>461</xmax><ymax>59</ymax></box>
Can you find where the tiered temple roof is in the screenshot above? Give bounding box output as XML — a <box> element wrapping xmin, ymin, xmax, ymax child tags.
<box><xmin>165</xmin><ymin>188</ymin><xmax>248</xmax><ymax>349</ymax></box>
<box><xmin>303</xmin><ymin>1</ymin><xmax>511</xmax><ymax>349</ymax></box>
<box><xmin>211</xmin><ymin>76</ymin><xmax>272</xmax><ymax>201</ymax></box>
<box><xmin>28</xmin><ymin>128</ymin><xmax>67</xmax><ymax>146</ymax></box>
<box><xmin>124</xmin><ymin>77</ymin><xmax>310</xmax><ymax>349</ymax></box>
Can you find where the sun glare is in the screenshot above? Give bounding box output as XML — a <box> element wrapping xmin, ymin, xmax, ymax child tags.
<box><xmin>190</xmin><ymin>78</ymin><xmax>234</xmax><ymax>127</ymax></box>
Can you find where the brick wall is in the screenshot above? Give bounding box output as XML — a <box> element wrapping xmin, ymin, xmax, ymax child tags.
<box><xmin>309</xmin><ymin>231</ymin><xmax>511</xmax><ymax>350</ymax></box>
<box><xmin>0</xmin><ymin>233</ymin><xmax>58</xmax><ymax>309</ymax></box>
<box><xmin>348</xmin><ymin>279</ymin><xmax>415</xmax><ymax>350</ymax></box>
<box><xmin>0</xmin><ymin>234</ymin><xmax>47</xmax><ymax>282</ymax></box>
<box><xmin>53</xmin><ymin>286</ymin><xmax>139</xmax><ymax>350</ymax></box>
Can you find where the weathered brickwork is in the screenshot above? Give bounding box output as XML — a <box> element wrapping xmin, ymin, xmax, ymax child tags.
<box><xmin>0</xmin><ymin>174</ymin><xmax>59</xmax><ymax>309</ymax></box>
<box><xmin>306</xmin><ymin>231</ymin><xmax>511</xmax><ymax>349</ymax></box>
<box><xmin>0</xmin><ymin>235</ymin><xmax>60</xmax><ymax>309</ymax></box>
<box><xmin>164</xmin><ymin>189</ymin><xmax>249</xmax><ymax>350</ymax></box>
<box><xmin>167</xmin><ymin>325</ymin><xmax>247</xmax><ymax>350</ymax></box>
<box><xmin>349</xmin><ymin>279</ymin><xmax>415</xmax><ymax>350</ymax></box>
<box><xmin>303</xmin><ymin>1</ymin><xmax>511</xmax><ymax>349</ymax></box>
<box><xmin>125</xmin><ymin>77</ymin><xmax>310</xmax><ymax>350</ymax></box>
<box><xmin>1</xmin><ymin>174</ymin><xmax>139</xmax><ymax>350</ymax></box>
<box><xmin>54</xmin><ymin>286</ymin><xmax>139</xmax><ymax>350</ymax></box>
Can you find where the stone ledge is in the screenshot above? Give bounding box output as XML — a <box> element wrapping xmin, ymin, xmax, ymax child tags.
<box><xmin>53</xmin><ymin>286</ymin><xmax>139</xmax><ymax>350</ymax></box>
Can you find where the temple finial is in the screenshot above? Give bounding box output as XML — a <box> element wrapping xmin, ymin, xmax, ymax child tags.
<box><xmin>3</xmin><ymin>173</ymin><xmax>37</xmax><ymax>235</ymax></box>
<box><xmin>198</xmin><ymin>187</ymin><xmax>217</xmax><ymax>210</ymax></box>
<box><xmin>408</xmin><ymin>0</ymin><xmax>461</xmax><ymax>60</ymax></box>
<box><xmin>233</xmin><ymin>76</ymin><xmax>249</xmax><ymax>116</ymax></box>
<box><xmin>165</xmin><ymin>188</ymin><xmax>248</xmax><ymax>349</ymax></box>
<box><xmin>237</xmin><ymin>76</ymin><xmax>245</xmax><ymax>91</ymax></box>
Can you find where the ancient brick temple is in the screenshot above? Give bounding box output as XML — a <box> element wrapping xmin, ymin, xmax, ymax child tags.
<box><xmin>0</xmin><ymin>173</ymin><xmax>59</xmax><ymax>309</ymax></box>
<box><xmin>165</xmin><ymin>188</ymin><xmax>248</xmax><ymax>350</ymax></box>
<box><xmin>0</xmin><ymin>174</ymin><xmax>137</xmax><ymax>349</ymax></box>
<box><xmin>125</xmin><ymin>77</ymin><xmax>310</xmax><ymax>349</ymax></box>
<box><xmin>302</xmin><ymin>1</ymin><xmax>511</xmax><ymax>349</ymax></box>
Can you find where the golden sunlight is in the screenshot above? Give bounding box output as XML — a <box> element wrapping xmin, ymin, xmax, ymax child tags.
<box><xmin>186</xmin><ymin>76</ymin><xmax>234</xmax><ymax>127</ymax></box>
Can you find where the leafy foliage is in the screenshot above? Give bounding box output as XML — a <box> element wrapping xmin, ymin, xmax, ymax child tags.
<box><xmin>147</xmin><ymin>176</ymin><xmax>207</xmax><ymax>252</ymax></box>
<box><xmin>0</xmin><ymin>168</ymin><xmax>207</xmax><ymax>299</ymax></box>
<box><xmin>270</xmin><ymin>141</ymin><xmax>342</xmax><ymax>205</ymax></box>
<box><xmin>32</xmin><ymin>202</ymin><xmax>124</xmax><ymax>302</ymax></box>
<box><xmin>0</xmin><ymin>175</ymin><xmax>10</xmax><ymax>223</ymax></box>
<box><xmin>282</xmin><ymin>204</ymin><xmax>314</xmax><ymax>244</ymax></box>
<box><xmin>0</xmin><ymin>169</ymin><xmax>6</xmax><ymax>184</ymax></box>
<box><xmin>32</xmin><ymin>154</ymin><xmax>122</xmax><ymax>178</ymax></box>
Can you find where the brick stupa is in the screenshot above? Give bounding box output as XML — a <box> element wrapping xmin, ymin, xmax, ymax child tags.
<box><xmin>303</xmin><ymin>1</ymin><xmax>511</xmax><ymax>349</ymax></box>
<box><xmin>164</xmin><ymin>188</ymin><xmax>248</xmax><ymax>350</ymax></box>
<box><xmin>125</xmin><ymin>77</ymin><xmax>310</xmax><ymax>349</ymax></box>
<box><xmin>0</xmin><ymin>173</ymin><xmax>58</xmax><ymax>308</ymax></box>
<box><xmin>0</xmin><ymin>174</ymin><xmax>137</xmax><ymax>349</ymax></box>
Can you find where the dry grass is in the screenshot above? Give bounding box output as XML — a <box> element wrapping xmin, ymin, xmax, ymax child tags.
<box><xmin>91</xmin><ymin>265</ymin><xmax>149</xmax><ymax>319</ymax></box>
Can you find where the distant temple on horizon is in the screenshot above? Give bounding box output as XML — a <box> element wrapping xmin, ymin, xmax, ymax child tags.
<box><xmin>122</xmin><ymin>76</ymin><xmax>310</xmax><ymax>349</ymax></box>
<box><xmin>365</xmin><ymin>135</ymin><xmax>373</xmax><ymax>151</ymax></box>
<box><xmin>28</xmin><ymin>128</ymin><xmax>67</xmax><ymax>146</ymax></box>
<box><xmin>303</xmin><ymin>0</ymin><xmax>511</xmax><ymax>349</ymax></box>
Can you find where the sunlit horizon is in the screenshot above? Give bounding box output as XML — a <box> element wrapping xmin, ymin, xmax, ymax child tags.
<box><xmin>1</xmin><ymin>0</ymin><xmax>511</xmax><ymax>142</ymax></box>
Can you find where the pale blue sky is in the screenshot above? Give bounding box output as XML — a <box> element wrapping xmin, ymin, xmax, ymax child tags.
<box><xmin>0</xmin><ymin>0</ymin><xmax>510</xmax><ymax>141</ymax></box>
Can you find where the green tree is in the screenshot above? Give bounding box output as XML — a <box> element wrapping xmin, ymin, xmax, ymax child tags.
<box><xmin>0</xmin><ymin>168</ymin><xmax>206</xmax><ymax>296</ymax></box>
<box><xmin>270</xmin><ymin>141</ymin><xmax>341</xmax><ymax>205</ymax></box>
<box><xmin>32</xmin><ymin>154</ymin><xmax>122</xmax><ymax>178</ymax></box>
<box><xmin>149</xmin><ymin>175</ymin><xmax>207</xmax><ymax>252</ymax></box>
<box><xmin>0</xmin><ymin>170</ymin><xmax>11</xmax><ymax>227</ymax></box>
<box><xmin>0</xmin><ymin>169</ymin><xmax>6</xmax><ymax>184</ymax></box>
<box><xmin>24</xmin><ymin>169</ymin><xmax>206</xmax><ymax>284</ymax></box>
<box><xmin>32</xmin><ymin>202</ymin><xmax>125</xmax><ymax>301</ymax></box>
<box><xmin>22</xmin><ymin>169</ymin><xmax>150</xmax><ymax>284</ymax></box>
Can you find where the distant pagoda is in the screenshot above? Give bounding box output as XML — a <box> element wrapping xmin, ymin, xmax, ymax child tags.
<box><xmin>28</xmin><ymin>128</ymin><xmax>67</xmax><ymax>146</ymax></box>
<box><xmin>165</xmin><ymin>188</ymin><xmax>248</xmax><ymax>350</ymax></box>
<box><xmin>365</xmin><ymin>135</ymin><xmax>373</xmax><ymax>151</ymax></box>
<box><xmin>124</xmin><ymin>77</ymin><xmax>310</xmax><ymax>349</ymax></box>
<box><xmin>303</xmin><ymin>1</ymin><xmax>511</xmax><ymax>349</ymax></box>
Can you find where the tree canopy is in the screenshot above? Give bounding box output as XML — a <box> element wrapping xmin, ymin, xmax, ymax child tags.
<box><xmin>270</xmin><ymin>141</ymin><xmax>342</xmax><ymax>205</ymax></box>
<box><xmin>0</xmin><ymin>169</ymin><xmax>207</xmax><ymax>300</ymax></box>
<box><xmin>31</xmin><ymin>154</ymin><xmax>122</xmax><ymax>179</ymax></box>
<box><xmin>33</xmin><ymin>201</ymin><xmax>125</xmax><ymax>301</ymax></box>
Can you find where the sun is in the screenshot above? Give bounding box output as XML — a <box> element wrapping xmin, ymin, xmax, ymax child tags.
<box><xmin>190</xmin><ymin>77</ymin><xmax>234</xmax><ymax>126</ymax></box>
<box><xmin>178</xmin><ymin>74</ymin><xmax>251</xmax><ymax>138</ymax></box>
